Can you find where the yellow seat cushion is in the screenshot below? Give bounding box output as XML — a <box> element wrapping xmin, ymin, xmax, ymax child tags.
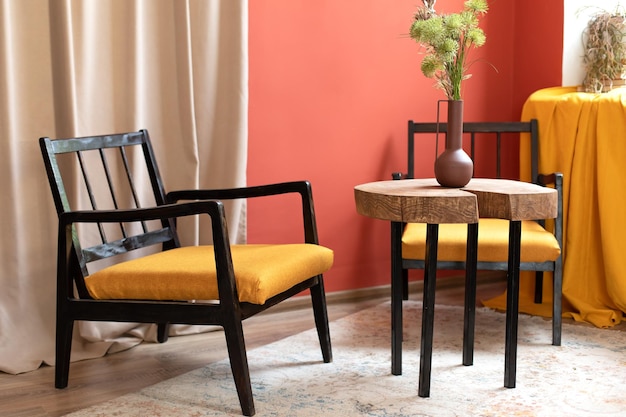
<box><xmin>85</xmin><ymin>244</ymin><xmax>334</xmax><ymax>305</ymax></box>
<box><xmin>402</xmin><ymin>218</ymin><xmax>560</xmax><ymax>263</ymax></box>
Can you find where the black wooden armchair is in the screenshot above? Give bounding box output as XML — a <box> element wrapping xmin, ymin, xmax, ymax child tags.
<box><xmin>393</xmin><ymin>119</ymin><xmax>563</xmax><ymax>346</ymax></box>
<box><xmin>39</xmin><ymin>130</ymin><xmax>333</xmax><ymax>416</ymax></box>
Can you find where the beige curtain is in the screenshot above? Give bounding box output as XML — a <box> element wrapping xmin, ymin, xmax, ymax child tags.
<box><xmin>0</xmin><ymin>0</ymin><xmax>248</xmax><ymax>374</ymax></box>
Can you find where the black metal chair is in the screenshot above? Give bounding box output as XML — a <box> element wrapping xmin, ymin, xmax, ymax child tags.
<box><xmin>393</xmin><ymin>119</ymin><xmax>563</xmax><ymax>346</ymax></box>
<box><xmin>39</xmin><ymin>130</ymin><xmax>333</xmax><ymax>416</ymax></box>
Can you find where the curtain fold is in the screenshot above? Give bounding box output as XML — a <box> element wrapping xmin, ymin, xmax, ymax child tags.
<box><xmin>0</xmin><ymin>0</ymin><xmax>248</xmax><ymax>374</ymax></box>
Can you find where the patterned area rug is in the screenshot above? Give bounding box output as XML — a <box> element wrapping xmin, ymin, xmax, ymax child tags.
<box><xmin>66</xmin><ymin>301</ymin><xmax>626</xmax><ymax>416</ymax></box>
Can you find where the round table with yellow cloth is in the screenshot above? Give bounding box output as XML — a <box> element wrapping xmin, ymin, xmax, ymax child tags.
<box><xmin>484</xmin><ymin>86</ymin><xmax>626</xmax><ymax>328</ymax></box>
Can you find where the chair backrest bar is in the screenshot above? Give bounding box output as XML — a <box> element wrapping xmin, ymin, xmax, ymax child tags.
<box><xmin>406</xmin><ymin>119</ymin><xmax>539</xmax><ymax>182</ymax></box>
<box><xmin>40</xmin><ymin>130</ymin><xmax>179</xmax><ymax>283</ymax></box>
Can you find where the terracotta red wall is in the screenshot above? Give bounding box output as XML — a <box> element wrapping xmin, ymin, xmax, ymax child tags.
<box><xmin>247</xmin><ymin>1</ymin><xmax>563</xmax><ymax>294</ymax></box>
<box><xmin>512</xmin><ymin>1</ymin><xmax>564</xmax><ymax>111</ymax></box>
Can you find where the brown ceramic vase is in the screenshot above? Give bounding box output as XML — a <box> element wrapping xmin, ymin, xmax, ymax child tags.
<box><xmin>434</xmin><ymin>100</ymin><xmax>473</xmax><ymax>188</ymax></box>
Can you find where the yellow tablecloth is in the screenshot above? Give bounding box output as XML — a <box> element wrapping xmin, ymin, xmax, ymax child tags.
<box><xmin>484</xmin><ymin>86</ymin><xmax>626</xmax><ymax>327</ymax></box>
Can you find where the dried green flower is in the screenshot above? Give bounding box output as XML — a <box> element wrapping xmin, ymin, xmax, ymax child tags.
<box><xmin>410</xmin><ymin>0</ymin><xmax>489</xmax><ymax>100</ymax></box>
<box><xmin>465</xmin><ymin>0</ymin><xmax>488</xmax><ymax>14</ymax></box>
<box><xmin>421</xmin><ymin>55</ymin><xmax>442</xmax><ymax>78</ymax></box>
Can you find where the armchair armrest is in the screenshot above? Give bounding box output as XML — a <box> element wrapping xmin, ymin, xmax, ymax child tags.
<box><xmin>166</xmin><ymin>180</ymin><xmax>320</xmax><ymax>244</ymax></box>
<box><xmin>59</xmin><ymin>200</ymin><xmax>225</xmax><ymax>225</ymax></box>
<box><xmin>59</xmin><ymin>200</ymin><xmax>231</xmax><ymax>261</ymax></box>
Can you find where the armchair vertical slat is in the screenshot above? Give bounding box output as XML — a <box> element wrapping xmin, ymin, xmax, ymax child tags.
<box><xmin>98</xmin><ymin>148</ymin><xmax>129</xmax><ymax>238</ymax></box>
<box><xmin>117</xmin><ymin>146</ymin><xmax>150</xmax><ymax>234</ymax></box>
<box><xmin>77</xmin><ymin>151</ymin><xmax>109</xmax><ymax>242</ymax></box>
<box><xmin>40</xmin><ymin>130</ymin><xmax>334</xmax><ymax>416</ymax></box>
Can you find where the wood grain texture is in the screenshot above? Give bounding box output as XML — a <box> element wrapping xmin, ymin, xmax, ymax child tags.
<box><xmin>354</xmin><ymin>179</ymin><xmax>479</xmax><ymax>224</ymax></box>
<box><xmin>354</xmin><ymin>178</ymin><xmax>557</xmax><ymax>223</ymax></box>
<box><xmin>463</xmin><ymin>179</ymin><xmax>558</xmax><ymax>220</ymax></box>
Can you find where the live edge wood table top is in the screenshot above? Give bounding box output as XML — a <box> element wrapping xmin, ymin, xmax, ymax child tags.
<box><xmin>354</xmin><ymin>178</ymin><xmax>557</xmax><ymax>398</ymax></box>
<box><xmin>354</xmin><ymin>178</ymin><xmax>557</xmax><ymax>223</ymax></box>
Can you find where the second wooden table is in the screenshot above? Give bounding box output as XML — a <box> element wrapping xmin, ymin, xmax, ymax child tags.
<box><xmin>354</xmin><ymin>178</ymin><xmax>558</xmax><ymax>397</ymax></box>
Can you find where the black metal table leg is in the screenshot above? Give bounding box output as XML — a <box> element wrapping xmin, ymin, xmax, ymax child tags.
<box><xmin>391</xmin><ymin>221</ymin><xmax>404</xmax><ymax>375</ymax></box>
<box><xmin>418</xmin><ymin>223</ymin><xmax>439</xmax><ymax>397</ymax></box>
<box><xmin>463</xmin><ymin>222</ymin><xmax>479</xmax><ymax>366</ymax></box>
<box><xmin>504</xmin><ymin>220</ymin><xmax>522</xmax><ymax>388</ymax></box>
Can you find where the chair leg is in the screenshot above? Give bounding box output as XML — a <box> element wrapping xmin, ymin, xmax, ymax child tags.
<box><xmin>223</xmin><ymin>317</ymin><xmax>255</xmax><ymax>416</ymax></box>
<box><xmin>55</xmin><ymin>318</ymin><xmax>74</xmax><ymax>389</ymax></box>
<box><xmin>552</xmin><ymin>259</ymin><xmax>563</xmax><ymax>346</ymax></box>
<box><xmin>310</xmin><ymin>276</ymin><xmax>332</xmax><ymax>363</ymax></box>
<box><xmin>157</xmin><ymin>322</ymin><xmax>170</xmax><ymax>343</ymax></box>
<box><xmin>534</xmin><ymin>271</ymin><xmax>544</xmax><ymax>304</ymax></box>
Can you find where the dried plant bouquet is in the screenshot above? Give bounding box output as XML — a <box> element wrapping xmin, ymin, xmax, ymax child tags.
<box><xmin>582</xmin><ymin>7</ymin><xmax>626</xmax><ymax>93</ymax></box>
<box><xmin>409</xmin><ymin>0</ymin><xmax>488</xmax><ymax>100</ymax></box>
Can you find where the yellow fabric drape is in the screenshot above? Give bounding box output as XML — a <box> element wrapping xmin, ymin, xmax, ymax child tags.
<box><xmin>484</xmin><ymin>86</ymin><xmax>626</xmax><ymax>328</ymax></box>
<box><xmin>0</xmin><ymin>0</ymin><xmax>248</xmax><ymax>374</ymax></box>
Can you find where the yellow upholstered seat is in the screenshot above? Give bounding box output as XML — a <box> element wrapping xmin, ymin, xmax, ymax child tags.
<box><xmin>402</xmin><ymin>218</ymin><xmax>560</xmax><ymax>263</ymax></box>
<box><xmin>86</xmin><ymin>244</ymin><xmax>334</xmax><ymax>304</ymax></box>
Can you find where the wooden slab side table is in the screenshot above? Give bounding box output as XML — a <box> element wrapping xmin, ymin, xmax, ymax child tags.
<box><xmin>354</xmin><ymin>178</ymin><xmax>479</xmax><ymax>397</ymax></box>
<box><xmin>354</xmin><ymin>178</ymin><xmax>558</xmax><ymax>397</ymax></box>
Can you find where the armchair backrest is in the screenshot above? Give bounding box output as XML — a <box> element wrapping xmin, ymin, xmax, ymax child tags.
<box><xmin>39</xmin><ymin>130</ymin><xmax>180</xmax><ymax>297</ymax></box>
<box><xmin>404</xmin><ymin>120</ymin><xmax>540</xmax><ymax>181</ymax></box>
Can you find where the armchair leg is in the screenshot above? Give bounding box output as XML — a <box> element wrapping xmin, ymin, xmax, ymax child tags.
<box><xmin>55</xmin><ymin>318</ymin><xmax>74</xmax><ymax>389</ymax></box>
<box><xmin>223</xmin><ymin>318</ymin><xmax>255</xmax><ymax>416</ymax></box>
<box><xmin>310</xmin><ymin>276</ymin><xmax>332</xmax><ymax>363</ymax></box>
<box><xmin>157</xmin><ymin>322</ymin><xmax>170</xmax><ymax>343</ymax></box>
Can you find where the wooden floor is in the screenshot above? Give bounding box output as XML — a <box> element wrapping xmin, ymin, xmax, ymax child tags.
<box><xmin>0</xmin><ymin>274</ymin><xmax>532</xmax><ymax>416</ymax></box>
